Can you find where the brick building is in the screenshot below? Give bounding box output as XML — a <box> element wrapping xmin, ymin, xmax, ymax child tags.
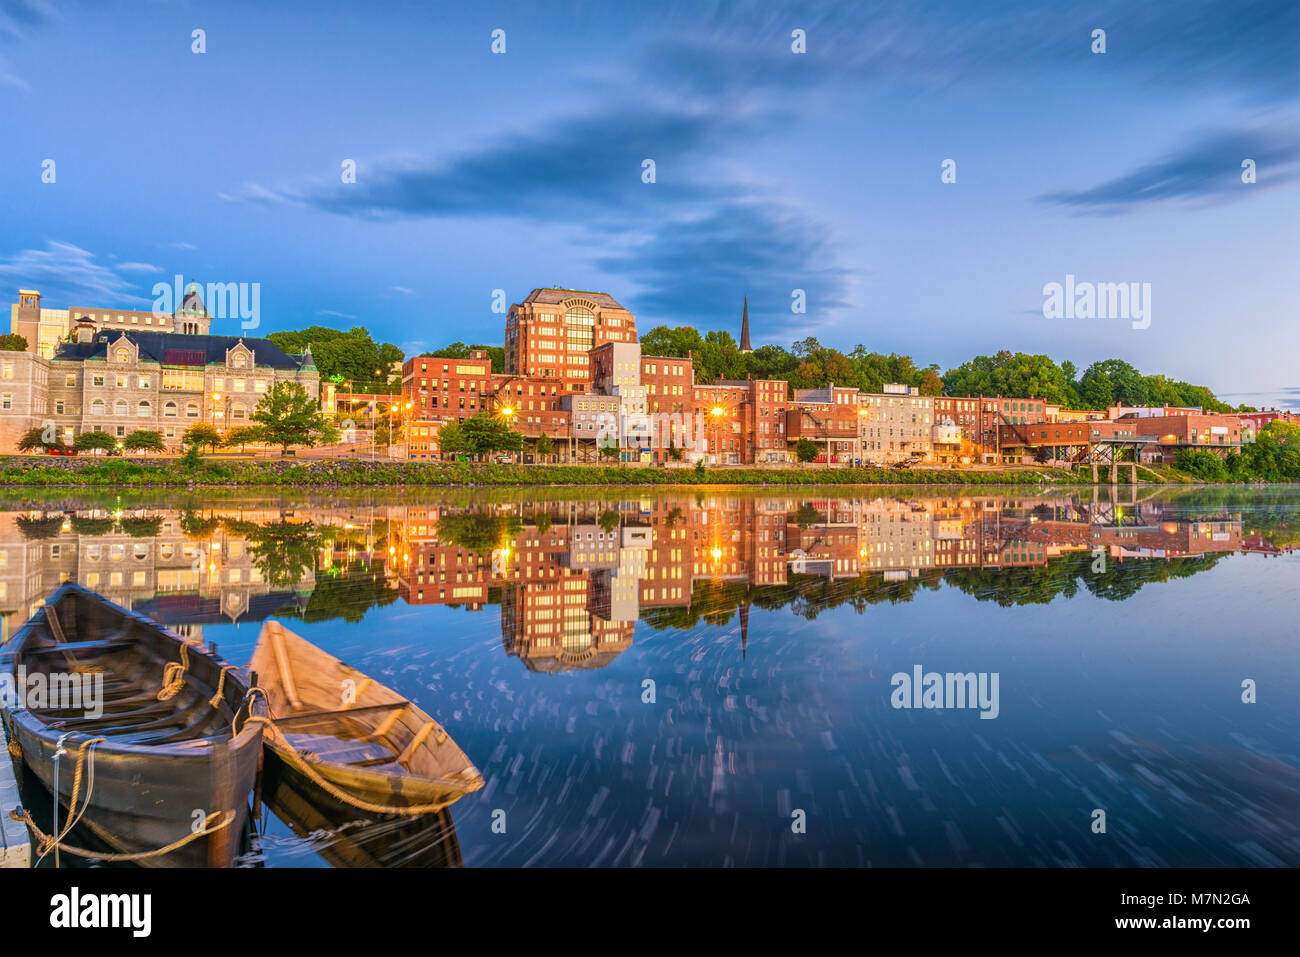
<box><xmin>504</xmin><ymin>288</ymin><xmax>637</xmax><ymax>393</ymax></box>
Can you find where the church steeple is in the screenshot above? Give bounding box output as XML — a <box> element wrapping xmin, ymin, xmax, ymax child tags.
<box><xmin>740</xmin><ymin>296</ymin><xmax>752</xmax><ymax>354</ymax></box>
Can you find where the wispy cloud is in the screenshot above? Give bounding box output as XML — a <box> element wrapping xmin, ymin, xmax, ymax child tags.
<box><xmin>316</xmin><ymin>308</ymin><xmax>358</xmax><ymax>320</ymax></box>
<box><xmin>390</xmin><ymin>286</ymin><xmax>414</xmax><ymax>295</ymax></box>
<box><xmin>0</xmin><ymin>240</ymin><xmax>151</xmax><ymax>305</ymax></box>
<box><xmin>1039</xmin><ymin>127</ymin><xmax>1300</xmax><ymax>213</ymax></box>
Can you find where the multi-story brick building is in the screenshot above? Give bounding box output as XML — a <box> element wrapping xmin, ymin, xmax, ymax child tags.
<box><xmin>787</xmin><ymin>385</ymin><xmax>860</xmax><ymax>463</ymax></box>
<box><xmin>1127</xmin><ymin>413</ymin><xmax>1243</xmax><ymax>463</ymax></box>
<box><xmin>504</xmin><ymin>288</ymin><xmax>637</xmax><ymax>393</ymax></box>
<box><xmin>401</xmin><ymin>350</ymin><xmax>494</xmax><ymax>423</ymax></box>
<box><xmin>0</xmin><ymin>326</ymin><xmax>318</xmax><ymax>453</ymax></box>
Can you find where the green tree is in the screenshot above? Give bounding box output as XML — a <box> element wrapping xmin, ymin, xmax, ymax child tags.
<box><xmin>439</xmin><ymin>413</ymin><xmax>523</xmax><ymax>460</ymax></box>
<box><xmin>534</xmin><ymin>432</ymin><xmax>554</xmax><ymax>459</ymax></box>
<box><xmin>16</xmin><ymin>426</ymin><xmax>59</xmax><ymax>453</ymax></box>
<box><xmin>182</xmin><ymin>422</ymin><xmax>223</xmax><ymax>453</ymax></box>
<box><xmin>0</xmin><ymin>333</ymin><xmax>28</xmax><ymax>351</ymax></box>
<box><xmin>123</xmin><ymin>430</ymin><xmax>166</xmax><ymax>453</ymax></box>
<box><xmin>74</xmin><ymin>430</ymin><xmax>116</xmax><ymax>454</ymax></box>
<box><xmin>667</xmin><ymin>438</ymin><xmax>684</xmax><ymax>462</ymax></box>
<box><xmin>421</xmin><ymin>342</ymin><xmax>505</xmax><ymax>374</ymax></box>
<box><xmin>598</xmin><ymin>436</ymin><xmax>621</xmax><ymax>463</ymax></box>
<box><xmin>222</xmin><ymin>425</ymin><xmax>267</xmax><ymax>452</ymax></box>
<box><xmin>252</xmin><ymin>382</ymin><xmax>338</xmax><ymax>452</ymax></box>
<box><xmin>794</xmin><ymin>437</ymin><xmax>819</xmax><ymax>463</ymax></box>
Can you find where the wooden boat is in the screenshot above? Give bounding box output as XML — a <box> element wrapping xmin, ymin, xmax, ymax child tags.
<box><xmin>1</xmin><ymin>583</ymin><xmax>265</xmax><ymax>867</ymax></box>
<box><xmin>248</xmin><ymin>621</ymin><xmax>483</xmax><ymax>815</ymax></box>
<box><xmin>261</xmin><ymin>756</ymin><xmax>463</xmax><ymax>867</ymax></box>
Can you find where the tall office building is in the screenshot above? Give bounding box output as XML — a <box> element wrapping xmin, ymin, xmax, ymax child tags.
<box><xmin>504</xmin><ymin>288</ymin><xmax>637</xmax><ymax>393</ymax></box>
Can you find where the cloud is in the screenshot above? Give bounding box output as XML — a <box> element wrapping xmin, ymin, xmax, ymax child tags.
<box><xmin>115</xmin><ymin>261</ymin><xmax>160</xmax><ymax>273</ymax></box>
<box><xmin>0</xmin><ymin>241</ymin><xmax>151</xmax><ymax>305</ymax></box>
<box><xmin>390</xmin><ymin>286</ymin><xmax>414</xmax><ymax>295</ymax></box>
<box><xmin>316</xmin><ymin>309</ymin><xmax>358</xmax><ymax>320</ymax></box>
<box><xmin>1039</xmin><ymin>128</ymin><xmax>1300</xmax><ymax>212</ymax></box>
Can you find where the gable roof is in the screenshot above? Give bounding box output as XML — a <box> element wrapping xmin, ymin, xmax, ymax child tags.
<box><xmin>53</xmin><ymin>331</ymin><xmax>309</xmax><ymax>370</ymax></box>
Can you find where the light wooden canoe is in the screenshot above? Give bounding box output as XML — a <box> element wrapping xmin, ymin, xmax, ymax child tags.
<box><xmin>2</xmin><ymin>583</ymin><xmax>265</xmax><ymax>867</ymax></box>
<box><xmin>247</xmin><ymin>621</ymin><xmax>483</xmax><ymax>815</ymax></box>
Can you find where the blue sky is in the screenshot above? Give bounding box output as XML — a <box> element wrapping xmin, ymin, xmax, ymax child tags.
<box><xmin>2</xmin><ymin>0</ymin><xmax>1297</xmax><ymax>406</ymax></box>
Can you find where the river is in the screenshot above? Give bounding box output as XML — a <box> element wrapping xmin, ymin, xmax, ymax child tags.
<box><xmin>3</xmin><ymin>484</ymin><xmax>1297</xmax><ymax>867</ymax></box>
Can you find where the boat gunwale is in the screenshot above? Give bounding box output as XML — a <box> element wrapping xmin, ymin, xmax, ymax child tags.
<box><xmin>2</xmin><ymin>582</ymin><xmax>266</xmax><ymax>757</ymax></box>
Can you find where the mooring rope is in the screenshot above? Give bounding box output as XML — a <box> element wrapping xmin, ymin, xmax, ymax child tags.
<box><xmin>156</xmin><ymin>638</ymin><xmax>203</xmax><ymax>701</ymax></box>
<box><xmin>11</xmin><ymin>806</ymin><xmax>234</xmax><ymax>863</ymax></box>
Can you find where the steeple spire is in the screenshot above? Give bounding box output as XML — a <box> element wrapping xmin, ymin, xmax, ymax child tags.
<box><xmin>740</xmin><ymin>296</ymin><xmax>752</xmax><ymax>353</ymax></box>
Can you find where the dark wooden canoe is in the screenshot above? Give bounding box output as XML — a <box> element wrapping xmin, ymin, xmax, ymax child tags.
<box><xmin>1</xmin><ymin>583</ymin><xmax>265</xmax><ymax>867</ymax></box>
<box><xmin>248</xmin><ymin>621</ymin><xmax>483</xmax><ymax>814</ymax></box>
<box><xmin>261</xmin><ymin>753</ymin><xmax>463</xmax><ymax>867</ymax></box>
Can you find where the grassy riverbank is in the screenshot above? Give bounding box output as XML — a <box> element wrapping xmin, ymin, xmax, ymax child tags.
<box><xmin>0</xmin><ymin>456</ymin><xmax>1089</xmax><ymax>488</ymax></box>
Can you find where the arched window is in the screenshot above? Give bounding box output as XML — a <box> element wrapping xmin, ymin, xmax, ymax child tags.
<box><xmin>137</xmin><ymin>400</ymin><xmax>151</xmax><ymax>417</ymax></box>
<box><xmin>564</xmin><ymin>305</ymin><xmax>595</xmax><ymax>352</ymax></box>
<box><xmin>185</xmin><ymin>402</ymin><xmax>199</xmax><ymax>418</ymax></box>
<box><xmin>114</xmin><ymin>399</ymin><xmax>128</xmax><ymax>416</ymax></box>
<box><xmin>163</xmin><ymin>401</ymin><xmax>177</xmax><ymax>418</ymax></box>
<box><xmin>91</xmin><ymin>399</ymin><xmax>105</xmax><ymax>416</ymax></box>
<box><xmin>232</xmin><ymin>354</ymin><xmax>246</xmax><ymax>368</ymax></box>
<box><xmin>115</xmin><ymin>349</ymin><xmax>129</xmax><ymax>363</ymax></box>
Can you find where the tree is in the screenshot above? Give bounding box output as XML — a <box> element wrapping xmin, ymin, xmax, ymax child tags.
<box><xmin>16</xmin><ymin>426</ymin><xmax>59</xmax><ymax>453</ymax></box>
<box><xmin>438</xmin><ymin>413</ymin><xmax>523</xmax><ymax>460</ymax></box>
<box><xmin>598</xmin><ymin>509</ymin><xmax>620</xmax><ymax>533</ymax></box>
<box><xmin>421</xmin><ymin>342</ymin><xmax>505</xmax><ymax>374</ymax></box>
<box><xmin>667</xmin><ymin>437</ymin><xmax>684</xmax><ymax>462</ymax></box>
<box><xmin>252</xmin><ymin>382</ymin><xmax>338</xmax><ymax>452</ymax></box>
<box><xmin>182</xmin><ymin>422</ymin><xmax>223</xmax><ymax>453</ymax></box>
<box><xmin>598</xmin><ymin>436</ymin><xmax>621</xmax><ymax>463</ymax></box>
<box><xmin>0</xmin><ymin>333</ymin><xmax>27</xmax><ymax>351</ymax></box>
<box><xmin>267</xmin><ymin>326</ymin><xmax>403</xmax><ymax>393</ymax></box>
<box><xmin>123</xmin><ymin>430</ymin><xmax>166</xmax><ymax>453</ymax></box>
<box><xmin>74</xmin><ymin>430</ymin><xmax>116</xmax><ymax>454</ymax></box>
<box><xmin>794</xmin><ymin>438</ymin><xmax>819</xmax><ymax>464</ymax></box>
<box><xmin>534</xmin><ymin>432</ymin><xmax>553</xmax><ymax>459</ymax></box>
<box><xmin>222</xmin><ymin>425</ymin><xmax>267</xmax><ymax>453</ymax></box>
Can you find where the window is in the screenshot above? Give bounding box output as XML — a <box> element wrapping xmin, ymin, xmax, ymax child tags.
<box><xmin>115</xmin><ymin>349</ymin><xmax>129</xmax><ymax>363</ymax></box>
<box><xmin>163</xmin><ymin>400</ymin><xmax>177</xmax><ymax>417</ymax></box>
<box><xmin>91</xmin><ymin>398</ymin><xmax>106</xmax><ymax>415</ymax></box>
<box><xmin>138</xmin><ymin>400</ymin><xmax>151</xmax><ymax>417</ymax></box>
<box><xmin>92</xmin><ymin>374</ymin><xmax>105</xmax><ymax>386</ymax></box>
<box><xmin>115</xmin><ymin>374</ymin><xmax>127</xmax><ymax>388</ymax></box>
<box><xmin>232</xmin><ymin>403</ymin><xmax>246</xmax><ymax>420</ymax></box>
<box><xmin>233</xmin><ymin>378</ymin><xmax>245</xmax><ymax>392</ymax></box>
<box><xmin>55</xmin><ymin>401</ymin><xmax>64</xmax><ymax>415</ymax></box>
<box><xmin>185</xmin><ymin>402</ymin><xmax>199</xmax><ymax>418</ymax></box>
<box><xmin>65</xmin><ymin>374</ymin><xmax>76</xmax><ymax>387</ymax></box>
<box><xmin>232</xmin><ymin>354</ymin><xmax>246</xmax><ymax>368</ymax></box>
<box><xmin>0</xmin><ymin>393</ymin><xmax>10</xmax><ymax>411</ymax></box>
<box><xmin>254</xmin><ymin>379</ymin><xmax>267</xmax><ymax>393</ymax></box>
<box><xmin>2</xmin><ymin>361</ymin><xmax>12</xmax><ymax>379</ymax></box>
<box><xmin>114</xmin><ymin>399</ymin><xmax>128</xmax><ymax>416</ymax></box>
<box><xmin>138</xmin><ymin>376</ymin><xmax>150</xmax><ymax>389</ymax></box>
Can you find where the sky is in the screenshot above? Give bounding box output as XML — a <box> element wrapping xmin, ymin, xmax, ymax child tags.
<box><xmin>2</xmin><ymin>0</ymin><xmax>1297</xmax><ymax>407</ymax></box>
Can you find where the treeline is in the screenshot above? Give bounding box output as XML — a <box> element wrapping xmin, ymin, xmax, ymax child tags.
<box><xmin>419</xmin><ymin>341</ymin><xmax>506</xmax><ymax>374</ymax></box>
<box><xmin>267</xmin><ymin>326</ymin><xmax>403</xmax><ymax>393</ymax></box>
<box><xmin>1175</xmin><ymin>421</ymin><xmax>1300</xmax><ymax>482</ymax></box>
<box><xmin>640</xmin><ymin>326</ymin><xmax>1248</xmax><ymax>412</ymax></box>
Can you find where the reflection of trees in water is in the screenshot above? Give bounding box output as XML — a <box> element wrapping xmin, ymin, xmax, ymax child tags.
<box><xmin>942</xmin><ymin>552</ymin><xmax>1230</xmax><ymax>606</ymax></box>
<box><xmin>179</xmin><ymin>510</ymin><xmax>221</xmax><ymax>540</ymax></box>
<box><xmin>119</xmin><ymin>516</ymin><xmax>163</xmax><ymax>537</ymax></box>
<box><xmin>69</xmin><ymin>516</ymin><xmax>114</xmax><ymax>536</ymax></box>
<box><xmin>436</xmin><ymin>513</ymin><xmax>523</xmax><ymax>554</ymax></box>
<box><xmin>15</xmin><ymin>514</ymin><xmax>64</xmax><ymax>539</ymax></box>
<box><xmin>282</xmin><ymin>559</ymin><xmax>399</xmax><ymax>625</ymax></box>
<box><xmin>233</xmin><ymin>519</ymin><xmax>325</xmax><ymax>589</ymax></box>
<box><xmin>642</xmin><ymin>553</ymin><xmax>1232</xmax><ymax>627</ymax></box>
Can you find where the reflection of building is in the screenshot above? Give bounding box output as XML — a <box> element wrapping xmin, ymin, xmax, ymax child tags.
<box><xmin>0</xmin><ymin>509</ymin><xmax>315</xmax><ymax>642</ymax></box>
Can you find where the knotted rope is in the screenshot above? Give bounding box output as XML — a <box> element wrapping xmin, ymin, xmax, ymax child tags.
<box><xmin>157</xmin><ymin>638</ymin><xmax>203</xmax><ymax>701</ymax></box>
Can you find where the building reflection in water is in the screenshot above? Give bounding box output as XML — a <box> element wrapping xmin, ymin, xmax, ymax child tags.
<box><xmin>2</xmin><ymin>492</ymin><xmax>1291</xmax><ymax>667</ymax></box>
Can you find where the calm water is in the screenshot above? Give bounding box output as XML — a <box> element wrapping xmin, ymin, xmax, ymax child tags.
<box><xmin>3</xmin><ymin>485</ymin><xmax>1298</xmax><ymax>867</ymax></box>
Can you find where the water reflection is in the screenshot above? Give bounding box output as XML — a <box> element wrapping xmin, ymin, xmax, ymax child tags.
<box><xmin>3</xmin><ymin>489</ymin><xmax>1293</xmax><ymax>659</ymax></box>
<box><xmin>3</xmin><ymin>486</ymin><xmax>1297</xmax><ymax>866</ymax></box>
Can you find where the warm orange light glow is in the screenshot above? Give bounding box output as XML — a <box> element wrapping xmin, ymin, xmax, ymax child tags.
<box><xmin>711</xmin><ymin>406</ymin><xmax>724</xmax><ymax>417</ymax></box>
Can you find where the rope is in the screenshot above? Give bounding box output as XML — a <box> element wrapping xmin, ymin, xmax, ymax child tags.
<box><xmin>209</xmin><ymin>665</ymin><xmax>237</xmax><ymax>709</ymax></box>
<box><xmin>245</xmin><ymin>715</ymin><xmax>475</xmax><ymax>816</ymax></box>
<box><xmin>157</xmin><ymin>638</ymin><xmax>202</xmax><ymax>701</ymax></box>
<box><xmin>10</xmin><ymin>806</ymin><xmax>234</xmax><ymax>863</ymax></box>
